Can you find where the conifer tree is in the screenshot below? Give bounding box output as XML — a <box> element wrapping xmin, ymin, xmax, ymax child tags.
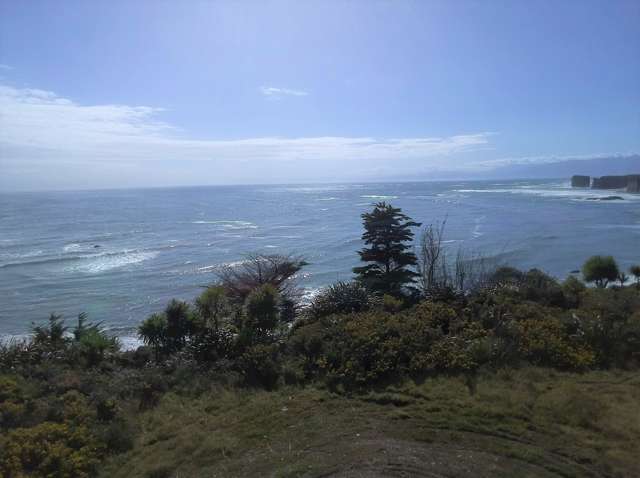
<box><xmin>353</xmin><ymin>202</ymin><xmax>421</xmax><ymax>295</ymax></box>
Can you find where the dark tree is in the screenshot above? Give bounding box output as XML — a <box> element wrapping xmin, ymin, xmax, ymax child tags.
<box><xmin>629</xmin><ymin>264</ymin><xmax>640</xmax><ymax>290</ymax></box>
<box><xmin>582</xmin><ymin>255</ymin><xmax>619</xmax><ymax>288</ymax></box>
<box><xmin>238</xmin><ymin>284</ymin><xmax>281</xmax><ymax>347</ymax></box>
<box><xmin>164</xmin><ymin>299</ymin><xmax>195</xmax><ymax>350</ymax></box>
<box><xmin>138</xmin><ymin>313</ymin><xmax>167</xmax><ymax>361</ymax></box>
<box><xmin>353</xmin><ymin>202</ymin><xmax>421</xmax><ymax>295</ymax></box>
<box><xmin>216</xmin><ymin>253</ymin><xmax>307</xmax><ymax>305</ymax></box>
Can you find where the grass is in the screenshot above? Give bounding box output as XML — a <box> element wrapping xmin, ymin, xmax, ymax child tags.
<box><xmin>100</xmin><ymin>368</ymin><xmax>640</xmax><ymax>477</ymax></box>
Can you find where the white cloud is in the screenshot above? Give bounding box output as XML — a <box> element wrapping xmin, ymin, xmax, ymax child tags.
<box><xmin>0</xmin><ymin>64</ymin><xmax>13</xmax><ymax>71</ymax></box>
<box><xmin>260</xmin><ymin>86</ymin><xmax>309</xmax><ymax>99</ymax></box>
<box><xmin>469</xmin><ymin>153</ymin><xmax>638</xmax><ymax>170</ymax></box>
<box><xmin>0</xmin><ymin>84</ymin><xmax>491</xmax><ymax>168</ymax></box>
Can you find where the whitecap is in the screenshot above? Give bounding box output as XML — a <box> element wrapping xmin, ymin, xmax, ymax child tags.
<box><xmin>360</xmin><ymin>195</ymin><xmax>399</xmax><ymax>199</ymax></box>
<box><xmin>64</xmin><ymin>250</ymin><xmax>159</xmax><ymax>274</ymax></box>
<box><xmin>454</xmin><ymin>186</ymin><xmax>640</xmax><ymax>201</ymax></box>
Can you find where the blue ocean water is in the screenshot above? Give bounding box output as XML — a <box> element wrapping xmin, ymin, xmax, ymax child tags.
<box><xmin>1</xmin><ymin>179</ymin><xmax>639</xmax><ymax>341</ymax></box>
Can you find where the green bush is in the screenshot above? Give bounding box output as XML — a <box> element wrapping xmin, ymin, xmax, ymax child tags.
<box><xmin>238</xmin><ymin>344</ymin><xmax>280</xmax><ymax>389</ymax></box>
<box><xmin>238</xmin><ymin>284</ymin><xmax>281</xmax><ymax>348</ymax></box>
<box><xmin>0</xmin><ymin>421</ymin><xmax>103</xmax><ymax>478</ymax></box>
<box><xmin>306</xmin><ymin>281</ymin><xmax>374</xmax><ymax>320</ymax></box>
<box><xmin>562</xmin><ymin>275</ymin><xmax>586</xmax><ymax>308</ymax></box>
<box><xmin>515</xmin><ymin>317</ymin><xmax>595</xmax><ymax>369</ymax></box>
<box><xmin>101</xmin><ymin>419</ymin><xmax>135</xmax><ymax>454</ymax></box>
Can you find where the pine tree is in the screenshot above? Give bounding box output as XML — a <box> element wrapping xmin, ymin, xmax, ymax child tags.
<box><xmin>353</xmin><ymin>202</ymin><xmax>421</xmax><ymax>295</ymax></box>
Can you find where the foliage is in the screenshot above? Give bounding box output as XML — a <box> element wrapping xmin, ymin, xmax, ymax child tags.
<box><xmin>582</xmin><ymin>255</ymin><xmax>619</xmax><ymax>288</ymax></box>
<box><xmin>32</xmin><ymin>313</ymin><xmax>68</xmax><ymax>348</ymax></box>
<box><xmin>562</xmin><ymin>275</ymin><xmax>586</xmax><ymax>308</ymax></box>
<box><xmin>237</xmin><ymin>344</ymin><xmax>280</xmax><ymax>389</ymax></box>
<box><xmin>72</xmin><ymin>314</ymin><xmax>119</xmax><ymax>367</ymax></box>
<box><xmin>353</xmin><ymin>202</ymin><xmax>421</xmax><ymax>296</ymax></box>
<box><xmin>306</xmin><ymin>281</ymin><xmax>374</xmax><ymax>320</ymax></box>
<box><xmin>0</xmin><ymin>422</ymin><xmax>103</xmax><ymax>477</ymax></box>
<box><xmin>138</xmin><ymin>313</ymin><xmax>167</xmax><ymax>361</ymax></box>
<box><xmin>629</xmin><ymin>264</ymin><xmax>640</xmax><ymax>289</ymax></box>
<box><xmin>195</xmin><ymin>285</ymin><xmax>230</xmax><ymax>334</ymax></box>
<box><xmin>164</xmin><ymin>300</ymin><xmax>195</xmax><ymax>351</ymax></box>
<box><xmin>216</xmin><ymin>253</ymin><xmax>307</xmax><ymax>305</ymax></box>
<box><xmin>515</xmin><ymin>317</ymin><xmax>595</xmax><ymax>369</ymax></box>
<box><xmin>238</xmin><ymin>284</ymin><xmax>281</xmax><ymax>348</ymax></box>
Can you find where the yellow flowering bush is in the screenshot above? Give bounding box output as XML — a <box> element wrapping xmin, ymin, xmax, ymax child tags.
<box><xmin>0</xmin><ymin>421</ymin><xmax>103</xmax><ymax>478</ymax></box>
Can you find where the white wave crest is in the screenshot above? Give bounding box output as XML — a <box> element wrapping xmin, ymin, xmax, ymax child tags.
<box><xmin>192</xmin><ymin>220</ymin><xmax>258</xmax><ymax>229</ymax></box>
<box><xmin>65</xmin><ymin>250</ymin><xmax>159</xmax><ymax>274</ymax></box>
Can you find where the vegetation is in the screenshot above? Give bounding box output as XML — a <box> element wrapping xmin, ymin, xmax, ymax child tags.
<box><xmin>630</xmin><ymin>264</ymin><xmax>640</xmax><ymax>289</ymax></box>
<box><xmin>353</xmin><ymin>201</ymin><xmax>421</xmax><ymax>295</ymax></box>
<box><xmin>1</xmin><ymin>202</ymin><xmax>639</xmax><ymax>477</ymax></box>
<box><xmin>582</xmin><ymin>255</ymin><xmax>620</xmax><ymax>288</ymax></box>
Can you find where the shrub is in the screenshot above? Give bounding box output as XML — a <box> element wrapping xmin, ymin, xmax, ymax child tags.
<box><xmin>195</xmin><ymin>285</ymin><xmax>230</xmax><ymax>334</ymax></box>
<box><xmin>238</xmin><ymin>284</ymin><xmax>281</xmax><ymax>347</ymax></box>
<box><xmin>32</xmin><ymin>313</ymin><xmax>68</xmax><ymax>348</ymax></box>
<box><xmin>515</xmin><ymin>317</ymin><xmax>595</xmax><ymax>369</ymax></box>
<box><xmin>306</xmin><ymin>281</ymin><xmax>374</xmax><ymax>320</ymax></box>
<box><xmin>101</xmin><ymin>419</ymin><xmax>135</xmax><ymax>453</ymax></box>
<box><xmin>423</xmin><ymin>324</ymin><xmax>487</xmax><ymax>372</ymax></box>
<box><xmin>519</xmin><ymin>269</ymin><xmax>565</xmax><ymax>307</ymax></box>
<box><xmin>238</xmin><ymin>344</ymin><xmax>280</xmax><ymax>389</ymax></box>
<box><xmin>562</xmin><ymin>275</ymin><xmax>586</xmax><ymax>308</ymax></box>
<box><xmin>490</xmin><ymin>267</ymin><xmax>525</xmax><ymax>286</ymax></box>
<box><xmin>0</xmin><ymin>422</ymin><xmax>103</xmax><ymax>478</ymax></box>
<box><xmin>74</xmin><ymin>327</ymin><xmax>119</xmax><ymax>367</ymax></box>
<box><xmin>297</xmin><ymin>302</ymin><xmax>462</xmax><ymax>387</ymax></box>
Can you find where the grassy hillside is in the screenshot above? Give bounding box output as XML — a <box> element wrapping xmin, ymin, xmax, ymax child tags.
<box><xmin>100</xmin><ymin>369</ymin><xmax>639</xmax><ymax>478</ymax></box>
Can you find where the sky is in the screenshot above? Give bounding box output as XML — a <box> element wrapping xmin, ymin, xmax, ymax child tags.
<box><xmin>0</xmin><ymin>0</ymin><xmax>639</xmax><ymax>191</ymax></box>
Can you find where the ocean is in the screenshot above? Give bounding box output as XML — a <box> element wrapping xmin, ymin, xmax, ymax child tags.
<box><xmin>1</xmin><ymin>179</ymin><xmax>639</xmax><ymax>343</ymax></box>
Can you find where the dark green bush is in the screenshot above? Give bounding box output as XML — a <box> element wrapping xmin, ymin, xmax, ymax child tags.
<box><xmin>306</xmin><ymin>281</ymin><xmax>374</xmax><ymax>320</ymax></box>
<box><xmin>101</xmin><ymin>418</ymin><xmax>135</xmax><ymax>453</ymax></box>
<box><xmin>237</xmin><ymin>344</ymin><xmax>280</xmax><ymax>389</ymax></box>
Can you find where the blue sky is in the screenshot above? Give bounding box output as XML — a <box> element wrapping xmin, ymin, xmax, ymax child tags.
<box><xmin>0</xmin><ymin>0</ymin><xmax>639</xmax><ymax>190</ymax></box>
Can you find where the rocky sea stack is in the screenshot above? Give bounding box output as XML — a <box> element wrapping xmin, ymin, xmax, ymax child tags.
<box><xmin>571</xmin><ymin>174</ymin><xmax>640</xmax><ymax>193</ymax></box>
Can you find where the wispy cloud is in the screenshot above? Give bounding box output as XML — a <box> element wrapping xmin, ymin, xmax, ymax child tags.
<box><xmin>0</xmin><ymin>64</ymin><xmax>13</xmax><ymax>71</ymax></box>
<box><xmin>469</xmin><ymin>153</ymin><xmax>639</xmax><ymax>170</ymax></box>
<box><xmin>0</xmin><ymin>84</ymin><xmax>490</xmax><ymax>167</ymax></box>
<box><xmin>260</xmin><ymin>86</ymin><xmax>309</xmax><ymax>100</ymax></box>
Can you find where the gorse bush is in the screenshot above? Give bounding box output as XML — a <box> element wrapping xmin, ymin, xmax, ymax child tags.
<box><xmin>0</xmin><ymin>421</ymin><xmax>103</xmax><ymax>478</ymax></box>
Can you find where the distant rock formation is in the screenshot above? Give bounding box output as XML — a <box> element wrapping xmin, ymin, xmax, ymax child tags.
<box><xmin>591</xmin><ymin>175</ymin><xmax>628</xmax><ymax>189</ymax></box>
<box><xmin>571</xmin><ymin>175</ymin><xmax>590</xmax><ymax>187</ymax></box>
<box><xmin>585</xmin><ymin>196</ymin><xmax>624</xmax><ymax>201</ymax></box>
<box><xmin>583</xmin><ymin>174</ymin><xmax>640</xmax><ymax>193</ymax></box>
